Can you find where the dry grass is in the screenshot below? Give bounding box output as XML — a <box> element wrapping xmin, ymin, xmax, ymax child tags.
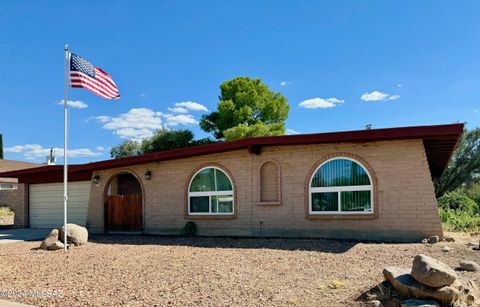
<box><xmin>0</xmin><ymin>232</ymin><xmax>478</xmax><ymax>306</ymax></box>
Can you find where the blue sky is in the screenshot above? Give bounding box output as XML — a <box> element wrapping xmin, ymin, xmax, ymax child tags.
<box><xmin>1</xmin><ymin>1</ymin><xmax>479</xmax><ymax>163</ymax></box>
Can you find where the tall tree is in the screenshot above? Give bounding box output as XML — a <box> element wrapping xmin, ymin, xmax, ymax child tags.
<box><xmin>200</xmin><ymin>77</ymin><xmax>290</xmax><ymax>140</ymax></box>
<box><xmin>435</xmin><ymin>128</ymin><xmax>480</xmax><ymax>197</ymax></box>
<box><xmin>110</xmin><ymin>140</ymin><xmax>142</xmax><ymax>159</ymax></box>
<box><xmin>0</xmin><ymin>134</ymin><xmax>3</xmax><ymax>159</ymax></box>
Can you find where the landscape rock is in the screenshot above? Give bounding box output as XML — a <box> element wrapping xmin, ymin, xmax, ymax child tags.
<box><xmin>444</xmin><ymin>235</ymin><xmax>455</xmax><ymax>242</ymax></box>
<box><xmin>441</xmin><ymin>246</ymin><xmax>450</xmax><ymax>252</ymax></box>
<box><xmin>366</xmin><ymin>300</ymin><xmax>383</xmax><ymax>307</ymax></box>
<box><xmin>401</xmin><ymin>299</ymin><xmax>440</xmax><ymax>307</ymax></box>
<box><xmin>59</xmin><ymin>223</ymin><xmax>88</xmax><ymax>246</ymax></box>
<box><xmin>459</xmin><ymin>261</ymin><xmax>479</xmax><ymax>272</ymax></box>
<box><xmin>411</xmin><ymin>254</ymin><xmax>457</xmax><ymax>288</ymax></box>
<box><xmin>47</xmin><ymin>241</ymin><xmax>65</xmax><ymax>251</ymax></box>
<box><xmin>421</xmin><ymin>238</ymin><xmax>428</xmax><ymax>244</ymax></box>
<box><xmin>40</xmin><ymin>229</ymin><xmax>59</xmax><ymax>250</ymax></box>
<box><xmin>383</xmin><ymin>266</ymin><xmax>460</xmax><ymax>303</ymax></box>
<box><xmin>427</xmin><ymin>236</ymin><xmax>439</xmax><ymax>244</ymax></box>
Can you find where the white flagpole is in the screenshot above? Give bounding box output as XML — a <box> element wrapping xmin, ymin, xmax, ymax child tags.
<box><xmin>63</xmin><ymin>44</ymin><xmax>70</xmax><ymax>252</ymax></box>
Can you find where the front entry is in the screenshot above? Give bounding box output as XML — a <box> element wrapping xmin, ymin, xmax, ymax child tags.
<box><xmin>105</xmin><ymin>173</ymin><xmax>143</xmax><ymax>232</ymax></box>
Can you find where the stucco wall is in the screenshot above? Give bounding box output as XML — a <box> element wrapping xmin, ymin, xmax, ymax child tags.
<box><xmin>86</xmin><ymin>139</ymin><xmax>443</xmax><ymax>242</ymax></box>
<box><xmin>0</xmin><ymin>183</ymin><xmax>28</xmax><ymax>227</ymax></box>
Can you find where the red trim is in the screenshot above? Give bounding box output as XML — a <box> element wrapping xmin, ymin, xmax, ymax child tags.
<box><xmin>0</xmin><ymin>123</ymin><xmax>464</xmax><ymax>183</ymax></box>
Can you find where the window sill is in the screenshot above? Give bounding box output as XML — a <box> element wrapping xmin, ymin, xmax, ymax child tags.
<box><xmin>306</xmin><ymin>212</ymin><xmax>377</xmax><ymax>220</ymax></box>
<box><xmin>257</xmin><ymin>201</ymin><xmax>282</xmax><ymax>206</ymax></box>
<box><xmin>185</xmin><ymin>214</ymin><xmax>236</xmax><ymax>220</ymax></box>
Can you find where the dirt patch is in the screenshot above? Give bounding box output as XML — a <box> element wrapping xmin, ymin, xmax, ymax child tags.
<box><xmin>0</xmin><ymin>233</ymin><xmax>478</xmax><ymax>306</ymax></box>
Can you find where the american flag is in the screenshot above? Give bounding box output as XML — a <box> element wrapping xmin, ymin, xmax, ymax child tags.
<box><xmin>69</xmin><ymin>53</ymin><xmax>120</xmax><ymax>99</ymax></box>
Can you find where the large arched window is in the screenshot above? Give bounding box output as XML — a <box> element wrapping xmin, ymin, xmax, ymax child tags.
<box><xmin>309</xmin><ymin>158</ymin><xmax>373</xmax><ymax>214</ymax></box>
<box><xmin>188</xmin><ymin>167</ymin><xmax>234</xmax><ymax>215</ymax></box>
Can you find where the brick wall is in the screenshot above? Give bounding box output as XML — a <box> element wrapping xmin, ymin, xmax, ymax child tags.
<box><xmin>0</xmin><ymin>183</ymin><xmax>28</xmax><ymax>227</ymax></box>
<box><xmin>86</xmin><ymin>139</ymin><xmax>443</xmax><ymax>242</ymax></box>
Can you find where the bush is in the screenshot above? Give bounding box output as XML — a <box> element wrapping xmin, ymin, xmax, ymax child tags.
<box><xmin>181</xmin><ymin>221</ymin><xmax>197</xmax><ymax>236</ymax></box>
<box><xmin>437</xmin><ymin>190</ymin><xmax>478</xmax><ymax>214</ymax></box>
<box><xmin>439</xmin><ymin>207</ymin><xmax>480</xmax><ymax>232</ymax></box>
<box><xmin>465</xmin><ymin>182</ymin><xmax>480</xmax><ymax>205</ymax></box>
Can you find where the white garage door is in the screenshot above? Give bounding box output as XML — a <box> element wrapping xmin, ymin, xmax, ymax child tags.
<box><xmin>29</xmin><ymin>181</ymin><xmax>91</xmax><ymax>228</ymax></box>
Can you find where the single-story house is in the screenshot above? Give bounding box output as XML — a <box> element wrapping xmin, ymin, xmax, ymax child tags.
<box><xmin>0</xmin><ymin>123</ymin><xmax>463</xmax><ymax>242</ymax></box>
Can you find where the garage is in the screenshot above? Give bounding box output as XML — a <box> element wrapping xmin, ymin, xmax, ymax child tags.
<box><xmin>29</xmin><ymin>181</ymin><xmax>91</xmax><ymax>228</ymax></box>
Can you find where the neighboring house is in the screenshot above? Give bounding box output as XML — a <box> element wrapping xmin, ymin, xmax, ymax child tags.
<box><xmin>0</xmin><ymin>159</ymin><xmax>39</xmax><ymax>225</ymax></box>
<box><xmin>0</xmin><ymin>124</ymin><xmax>463</xmax><ymax>242</ymax></box>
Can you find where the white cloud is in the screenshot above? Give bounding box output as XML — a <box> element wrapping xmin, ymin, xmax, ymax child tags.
<box><xmin>397</xmin><ymin>84</ymin><xmax>403</xmax><ymax>88</ymax></box>
<box><xmin>280</xmin><ymin>81</ymin><xmax>292</xmax><ymax>87</ymax></box>
<box><xmin>5</xmin><ymin>144</ymin><xmax>102</xmax><ymax>160</ymax></box>
<box><xmin>174</xmin><ymin>101</ymin><xmax>208</xmax><ymax>112</ymax></box>
<box><xmin>286</xmin><ymin>128</ymin><xmax>299</xmax><ymax>135</ymax></box>
<box><xmin>298</xmin><ymin>97</ymin><xmax>344</xmax><ymax>109</ymax></box>
<box><xmin>162</xmin><ymin>114</ymin><xmax>198</xmax><ymax>127</ymax></box>
<box><xmin>361</xmin><ymin>91</ymin><xmax>400</xmax><ymax>102</ymax></box>
<box><xmin>95</xmin><ymin>108</ymin><xmax>164</xmax><ymax>140</ymax></box>
<box><xmin>58</xmin><ymin>100</ymin><xmax>88</xmax><ymax>109</ymax></box>
<box><xmin>168</xmin><ymin>107</ymin><xmax>189</xmax><ymax>113</ymax></box>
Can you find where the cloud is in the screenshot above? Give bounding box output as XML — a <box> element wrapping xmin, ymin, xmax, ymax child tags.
<box><xmin>58</xmin><ymin>100</ymin><xmax>88</xmax><ymax>109</ymax></box>
<box><xmin>286</xmin><ymin>128</ymin><xmax>299</xmax><ymax>135</ymax></box>
<box><xmin>95</xmin><ymin>108</ymin><xmax>164</xmax><ymax>140</ymax></box>
<box><xmin>361</xmin><ymin>91</ymin><xmax>400</xmax><ymax>102</ymax></box>
<box><xmin>174</xmin><ymin>101</ymin><xmax>208</xmax><ymax>112</ymax></box>
<box><xmin>168</xmin><ymin>107</ymin><xmax>189</xmax><ymax>113</ymax></box>
<box><xmin>162</xmin><ymin>114</ymin><xmax>198</xmax><ymax>127</ymax></box>
<box><xmin>5</xmin><ymin>144</ymin><xmax>103</xmax><ymax>160</ymax></box>
<box><xmin>298</xmin><ymin>97</ymin><xmax>344</xmax><ymax>109</ymax></box>
<box><xmin>397</xmin><ymin>84</ymin><xmax>403</xmax><ymax>88</ymax></box>
<box><xmin>280</xmin><ymin>81</ymin><xmax>292</xmax><ymax>87</ymax></box>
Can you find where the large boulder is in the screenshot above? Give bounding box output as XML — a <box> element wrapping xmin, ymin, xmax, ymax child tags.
<box><xmin>411</xmin><ymin>254</ymin><xmax>457</xmax><ymax>288</ymax></box>
<box><xmin>383</xmin><ymin>267</ymin><xmax>460</xmax><ymax>303</ymax></box>
<box><xmin>59</xmin><ymin>223</ymin><xmax>88</xmax><ymax>246</ymax></box>
<box><xmin>40</xmin><ymin>229</ymin><xmax>59</xmax><ymax>250</ymax></box>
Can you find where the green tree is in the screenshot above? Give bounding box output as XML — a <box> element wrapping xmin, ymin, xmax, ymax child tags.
<box><xmin>200</xmin><ymin>77</ymin><xmax>290</xmax><ymax>140</ymax></box>
<box><xmin>110</xmin><ymin>140</ymin><xmax>142</xmax><ymax>158</ymax></box>
<box><xmin>435</xmin><ymin>128</ymin><xmax>480</xmax><ymax>197</ymax></box>
<box><xmin>0</xmin><ymin>134</ymin><xmax>3</xmax><ymax>159</ymax></box>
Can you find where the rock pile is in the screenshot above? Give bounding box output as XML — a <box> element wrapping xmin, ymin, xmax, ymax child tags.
<box><xmin>383</xmin><ymin>254</ymin><xmax>479</xmax><ymax>306</ymax></box>
<box><xmin>39</xmin><ymin>223</ymin><xmax>88</xmax><ymax>250</ymax></box>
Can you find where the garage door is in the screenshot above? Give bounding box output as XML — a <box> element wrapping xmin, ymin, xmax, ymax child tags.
<box><xmin>29</xmin><ymin>181</ymin><xmax>91</xmax><ymax>228</ymax></box>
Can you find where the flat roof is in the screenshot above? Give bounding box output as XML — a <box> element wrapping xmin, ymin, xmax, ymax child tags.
<box><xmin>0</xmin><ymin>123</ymin><xmax>464</xmax><ymax>183</ymax></box>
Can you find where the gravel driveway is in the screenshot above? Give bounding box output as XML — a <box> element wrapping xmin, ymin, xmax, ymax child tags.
<box><xmin>0</xmin><ymin>233</ymin><xmax>478</xmax><ymax>306</ymax></box>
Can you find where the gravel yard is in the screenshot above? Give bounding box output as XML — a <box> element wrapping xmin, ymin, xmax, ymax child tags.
<box><xmin>0</xmin><ymin>233</ymin><xmax>479</xmax><ymax>306</ymax></box>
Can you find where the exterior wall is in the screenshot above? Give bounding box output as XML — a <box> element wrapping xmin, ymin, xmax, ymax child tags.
<box><xmin>86</xmin><ymin>139</ymin><xmax>443</xmax><ymax>242</ymax></box>
<box><xmin>0</xmin><ymin>184</ymin><xmax>28</xmax><ymax>227</ymax></box>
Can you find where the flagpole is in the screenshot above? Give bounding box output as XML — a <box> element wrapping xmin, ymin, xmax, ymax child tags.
<box><xmin>63</xmin><ymin>44</ymin><xmax>69</xmax><ymax>252</ymax></box>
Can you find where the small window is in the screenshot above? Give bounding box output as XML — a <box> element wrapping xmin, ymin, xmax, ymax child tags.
<box><xmin>260</xmin><ymin>161</ymin><xmax>280</xmax><ymax>203</ymax></box>
<box><xmin>188</xmin><ymin>167</ymin><xmax>234</xmax><ymax>215</ymax></box>
<box><xmin>309</xmin><ymin>158</ymin><xmax>373</xmax><ymax>214</ymax></box>
<box><xmin>0</xmin><ymin>184</ymin><xmax>17</xmax><ymax>190</ymax></box>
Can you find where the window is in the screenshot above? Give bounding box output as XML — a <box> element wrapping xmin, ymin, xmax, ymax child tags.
<box><xmin>0</xmin><ymin>183</ymin><xmax>17</xmax><ymax>190</ymax></box>
<box><xmin>188</xmin><ymin>167</ymin><xmax>234</xmax><ymax>215</ymax></box>
<box><xmin>259</xmin><ymin>161</ymin><xmax>280</xmax><ymax>203</ymax></box>
<box><xmin>309</xmin><ymin>158</ymin><xmax>373</xmax><ymax>214</ymax></box>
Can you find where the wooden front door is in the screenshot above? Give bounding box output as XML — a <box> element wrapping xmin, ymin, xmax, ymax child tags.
<box><xmin>106</xmin><ymin>194</ymin><xmax>142</xmax><ymax>231</ymax></box>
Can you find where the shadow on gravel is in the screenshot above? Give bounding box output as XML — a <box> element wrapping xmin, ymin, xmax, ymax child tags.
<box><xmin>356</xmin><ymin>281</ymin><xmax>404</xmax><ymax>307</ymax></box>
<box><xmin>89</xmin><ymin>234</ymin><xmax>358</xmax><ymax>253</ymax></box>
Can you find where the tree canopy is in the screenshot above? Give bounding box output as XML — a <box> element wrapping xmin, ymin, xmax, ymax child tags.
<box><xmin>200</xmin><ymin>77</ymin><xmax>290</xmax><ymax>140</ymax></box>
<box><xmin>110</xmin><ymin>129</ymin><xmax>214</xmax><ymax>159</ymax></box>
<box><xmin>435</xmin><ymin>128</ymin><xmax>480</xmax><ymax>197</ymax></box>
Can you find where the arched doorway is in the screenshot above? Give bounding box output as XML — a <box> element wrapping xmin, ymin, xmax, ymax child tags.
<box><xmin>104</xmin><ymin>172</ymin><xmax>143</xmax><ymax>232</ymax></box>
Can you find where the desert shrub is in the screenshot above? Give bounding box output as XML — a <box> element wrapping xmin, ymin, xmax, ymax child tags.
<box><xmin>0</xmin><ymin>206</ymin><xmax>14</xmax><ymax>216</ymax></box>
<box><xmin>181</xmin><ymin>221</ymin><xmax>197</xmax><ymax>236</ymax></box>
<box><xmin>464</xmin><ymin>182</ymin><xmax>480</xmax><ymax>205</ymax></box>
<box><xmin>437</xmin><ymin>190</ymin><xmax>478</xmax><ymax>214</ymax></box>
<box><xmin>439</xmin><ymin>207</ymin><xmax>480</xmax><ymax>232</ymax></box>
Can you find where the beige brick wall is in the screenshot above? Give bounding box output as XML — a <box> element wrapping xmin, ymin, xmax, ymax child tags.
<box><xmin>0</xmin><ymin>184</ymin><xmax>28</xmax><ymax>227</ymax></box>
<box><xmin>86</xmin><ymin>139</ymin><xmax>443</xmax><ymax>242</ymax></box>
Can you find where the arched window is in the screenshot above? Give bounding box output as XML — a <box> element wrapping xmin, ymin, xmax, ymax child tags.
<box><xmin>309</xmin><ymin>158</ymin><xmax>373</xmax><ymax>214</ymax></box>
<box><xmin>188</xmin><ymin>167</ymin><xmax>234</xmax><ymax>215</ymax></box>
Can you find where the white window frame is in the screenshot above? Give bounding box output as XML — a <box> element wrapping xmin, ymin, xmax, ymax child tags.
<box><xmin>309</xmin><ymin>157</ymin><xmax>373</xmax><ymax>215</ymax></box>
<box><xmin>188</xmin><ymin>166</ymin><xmax>234</xmax><ymax>215</ymax></box>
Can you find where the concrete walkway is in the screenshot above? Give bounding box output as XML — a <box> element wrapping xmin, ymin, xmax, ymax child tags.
<box><xmin>0</xmin><ymin>228</ymin><xmax>50</xmax><ymax>244</ymax></box>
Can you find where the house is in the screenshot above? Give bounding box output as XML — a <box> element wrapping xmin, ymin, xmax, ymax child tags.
<box><xmin>0</xmin><ymin>123</ymin><xmax>463</xmax><ymax>242</ymax></box>
<box><xmin>0</xmin><ymin>159</ymin><xmax>39</xmax><ymax>225</ymax></box>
